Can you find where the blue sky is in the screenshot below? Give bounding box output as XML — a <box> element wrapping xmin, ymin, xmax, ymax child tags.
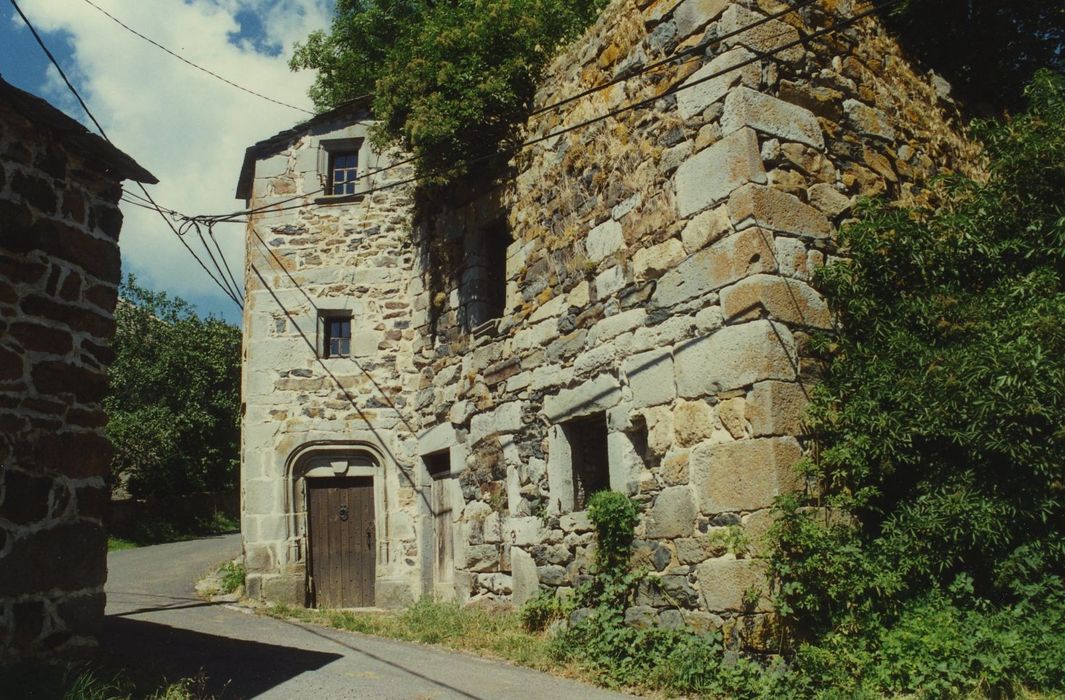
<box><xmin>1</xmin><ymin>1</ymin><xmax>334</xmax><ymax>325</ymax></box>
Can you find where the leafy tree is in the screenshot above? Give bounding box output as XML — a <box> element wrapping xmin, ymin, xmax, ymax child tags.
<box><xmin>883</xmin><ymin>0</ymin><xmax>1065</xmax><ymax>114</ymax></box>
<box><xmin>769</xmin><ymin>71</ymin><xmax>1065</xmax><ymax>695</ymax></box>
<box><xmin>290</xmin><ymin>0</ymin><xmax>608</xmax><ymax>182</ymax></box>
<box><xmin>106</xmin><ymin>276</ymin><xmax>241</xmax><ymax>500</ymax></box>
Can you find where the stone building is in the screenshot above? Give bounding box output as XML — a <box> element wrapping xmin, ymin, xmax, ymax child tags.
<box><xmin>0</xmin><ymin>77</ymin><xmax>156</xmax><ymax>656</ymax></box>
<box><xmin>236</xmin><ymin>0</ymin><xmax>978</xmax><ymax>633</ymax></box>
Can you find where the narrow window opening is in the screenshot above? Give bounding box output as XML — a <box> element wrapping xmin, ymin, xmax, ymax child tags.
<box><xmin>318</xmin><ymin>311</ymin><xmax>351</xmax><ymax>358</ymax></box>
<box><xmin>462</xmin><ymin>221</ymin><xmax>511</xmax><ymax>332</ymax></box>
<box><xmin>562</xmin><ymin>413</ymin><xmax>610</xmax><ymax>511</ymax></box>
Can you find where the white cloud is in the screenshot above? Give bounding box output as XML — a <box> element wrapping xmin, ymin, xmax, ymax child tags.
<box><xmin>16</xmin><ymin>0</ymin><xmax>333</xmax><ymax>319</ymax></box>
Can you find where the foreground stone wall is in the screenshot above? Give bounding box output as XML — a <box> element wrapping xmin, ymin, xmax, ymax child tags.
<box><xmin>239</xmin><ymin>0</ymin><xmax>980</xmax><ymax>637</ymax></box>
<box><xmin>0</xmin><ymin>95</ymin><xmax>133</xmax><ymax>656</ymax></box>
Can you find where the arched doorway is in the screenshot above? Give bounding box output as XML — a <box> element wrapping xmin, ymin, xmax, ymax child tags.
<box><xmin>286</xmin><ymin>442</ymin><xmax>386</xmax><ymax>608</ymax></box>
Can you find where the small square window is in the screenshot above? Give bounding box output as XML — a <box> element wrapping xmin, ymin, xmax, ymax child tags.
<box><xmin>319</xmin><ymin>312</ymin><xmax>351</xmax><ymax>358</ymax></box>
<box><xmin>562</xmin><ymin>413</ymin><xmax>610</xmax><ymax>511</ymax></box>
<box><xmin>329</xmin><ymin>152</ymin><xmax>359</xmax><ymax>196</ymax></box>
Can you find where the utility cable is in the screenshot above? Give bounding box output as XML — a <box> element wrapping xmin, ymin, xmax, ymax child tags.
<box><xmin>528</xmin><ymin>0</ymin><xmax>821</xmax><ymax>117</ymax></box>
<box><xmin>195</xmin><ymin>0</ymin><xmax>896</xmax><ymax>224</ymax></box>
<box><xmin>11</xmin><ymin>0</ymin><xmax>244</xmax><ymax>309</ymax></box>
<box><xmin>79</xmin><ymin>0</ymin><xmax>314</xmax><ymax>115</ymax></box>
<box><xmin>188</xmin><ymin>0</ymin><xmax>826</xmax><ymax>224</ymax></box>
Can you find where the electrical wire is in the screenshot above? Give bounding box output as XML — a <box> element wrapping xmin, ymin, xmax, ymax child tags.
<box><xmin>193</xmin><ymin>0</ymin><xmax>896</xmax><ymax>224</ymax></box>
<box><xmin>189</xmin><ymin>0</ymin><xmax>829</xmax><ymax>224</ymax></box>
<box><xmin>79</xmin><ymin>0</ymin><xmax>314</xmax><ymax>116</ymax></box>
<box><xmin>10</xmin><ymin>0</ymin><xmax>244</xmax><ymax>310</ymax></box>
<box><xmin>528</xmin><ymin>0</ymin><xmax>822</xmax><ymax>117</ymax></box>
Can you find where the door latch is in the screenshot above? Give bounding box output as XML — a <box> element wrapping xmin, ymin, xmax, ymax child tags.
<box><xmin>338</xmin><ymin>504</ymin><xmax>349</xmax><ymax>522</ymax></box>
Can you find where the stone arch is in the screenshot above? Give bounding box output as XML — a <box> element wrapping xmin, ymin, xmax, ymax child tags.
<box><xmin>283</xmin><ymin>440</ymin><xmax>392</xmax><ymax>569</ymax></box>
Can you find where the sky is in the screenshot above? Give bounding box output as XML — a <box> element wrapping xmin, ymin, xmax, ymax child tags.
<box><xmin>1</xmin><ymin>0</ymin><xmax>336</xmax><ymax>324</ymax></box>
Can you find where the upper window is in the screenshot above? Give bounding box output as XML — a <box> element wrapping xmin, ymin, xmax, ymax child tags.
<box><xmin>319</xmin><ymin>312</ymin><xmax>351</xmax><ymax>358</ymax></box>
<box><xmin>329</xmin><ymin>152</ymin><xmax>359</xmax><ymax>196</ymax></box>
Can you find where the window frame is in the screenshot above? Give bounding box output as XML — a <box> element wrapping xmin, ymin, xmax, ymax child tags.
<box><xmin>317</xmin><ymin>138</ymin><xmax>364</xmax><ymax>198</ymax></box>
<box><xmin>328</xmin><ymin>151</ymin><xmax>359</xmax><ymax>196</ymax></box>
<box><xmin>317</xmin><ymin>310</ymin><xmax>352</xmax><ymax>359</ymax></box>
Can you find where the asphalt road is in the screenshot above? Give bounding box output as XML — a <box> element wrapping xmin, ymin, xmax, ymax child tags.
<box><xmin>103</xmin><ymin>535</ymin><xmax>632</xmax><ymax>699</ymax></box>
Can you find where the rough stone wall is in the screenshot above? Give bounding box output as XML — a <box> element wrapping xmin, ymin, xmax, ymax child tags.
<box><xmin>240</xmin><ymin>112</ymin><xmax>428</xmax><ymax>606</ymax></box>
<box><xmin>407</xmin><ymin>0</ymin><xmax>981</xmax><ymax>640</ymax></box>
<box><xmin>239</xmin><ymin>0</ymin><xmax>980</xmax><ymax>636</ymax></box>
<box><xmin>0</xmin><ymin>102</ymin><xmax>126</xmax><ymax>656</ymax></box>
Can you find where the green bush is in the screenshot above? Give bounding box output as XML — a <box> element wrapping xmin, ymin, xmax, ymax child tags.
<box><xmin>108</xmin><ymin>276</ymin><xmax>241</xmax><ymax>501</ymax></box>
<box><xmin>767</xmin><ymin>70</ymin><xmax>1065</xmax><ymax>697</ymax></box>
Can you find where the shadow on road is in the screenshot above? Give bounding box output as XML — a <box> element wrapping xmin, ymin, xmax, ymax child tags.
<box><xmin>102</xmin><ymin>616</ymin><xmax>343</xmax><ymax>699</ymax></box>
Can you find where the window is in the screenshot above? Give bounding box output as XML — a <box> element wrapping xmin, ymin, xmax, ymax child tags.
<box><xmin>462</xmin><ymin>222</ymin><xmax>511</xmax><ymax>332</ymax></box>
<box><xmin>329</xmin><ymin>152</ymin><xmax>359</xmax><ymax>196</ymax></box>
<box><xmin>562</xmin><ymin>413</ymin><xmax>610</xmax><ymax>511</ymax></box>
<box><xmin>318</xmin><ymin>312</ymin><xmax>351</xmax><ymax>358</ymax></box>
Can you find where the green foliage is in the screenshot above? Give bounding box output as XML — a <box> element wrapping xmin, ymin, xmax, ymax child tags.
<box><xmin>586</xmin><ymin>490</ymin><xmax>640</xmax><ymax>575</ymax></box>
<box><xmin>519</xmin><ymin>589</ymin><xmax>566</xmax><ymax>632</ymax></box>
<box><xmin>107</xmin><ymin>275</ymin><xmax>241</xmax><ymax>500</ymax></box>
<box><xmin>767</xmin><ymin>71</ymin><xmax>1065</xmax><ymax>696</ymax></box>
<box><xmin>218</xmin><ymin>561</ymin><xmax>246</xmax><ymax>595</ymax></box>
<box><xmin>290</xmin><ymin>0</ymin><xmax>608</xmax><ymax>182</ymax></box>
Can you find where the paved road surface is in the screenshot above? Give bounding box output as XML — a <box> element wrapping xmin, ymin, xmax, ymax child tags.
<box><xmin>104</xmin><ymin>535</ymin><xmax>631</xmax><ymax>699</ymax></box>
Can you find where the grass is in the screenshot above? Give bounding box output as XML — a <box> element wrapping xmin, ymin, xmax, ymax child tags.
<box><xmin>107</xmin><ymin>537</ymin><xmax>140</xmax><ymax>552</ymax></box>
<box><xmin>265</xmin><ymin>599</ymin><xmax>566</xmax><ymax>674</ymax></box>
<box><xmin>0</xmin><ymin>661</ymin><xmax>210</xmax><ymax>700</ymax></box>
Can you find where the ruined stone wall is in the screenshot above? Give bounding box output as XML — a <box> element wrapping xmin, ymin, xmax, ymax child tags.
<box><xmin>409</xmin><ymin>0</ymin><xmax>981</xmax><ymax>640</ymax></box>
<box><xmin>0</xmin><ymin>103</ymin><xmax>125</xmax><ymax>656</ymax></box>
<box><xmin>240</xmin><ymin>112</ymin><xmax>429</xmax><ymax>606</ymax></box>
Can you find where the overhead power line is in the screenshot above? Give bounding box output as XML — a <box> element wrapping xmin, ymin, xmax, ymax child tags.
<box><xmin>10</xmin><ymin>0</ymin><xmax>245</xmax><ymax>310</ymax></box>
<box><xmin>192</xmin><ymin>0</ymin><xmax>896</xmax><ymax>225</ymax></box>
<box><xmin>79</xmin><ymin>0</ymin><xmax>314</xmax><ymax>116</ymax></box>
<box><xmin>191</xmin><ymin>0</ymin><xmax>828</xmax><ymax>223</ymax></box>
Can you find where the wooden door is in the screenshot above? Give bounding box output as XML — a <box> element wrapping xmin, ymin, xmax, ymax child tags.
<box><xmin>431</xmin><ymin>475</ymin><xmax>453</xmax><ymax>586</ymax></box>
<box><xmin>308</xmin><ymin>477</ymin><xmax>375</xmax><ymax>608</ymax></box>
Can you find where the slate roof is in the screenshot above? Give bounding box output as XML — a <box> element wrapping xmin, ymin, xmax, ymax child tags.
<box><xmin>0</xmin><ymin>75</ymin><xmax>157</xmax><ymax>184</ymax></box>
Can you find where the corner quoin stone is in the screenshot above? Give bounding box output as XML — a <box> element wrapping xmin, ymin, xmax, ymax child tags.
<box><xmin>673</xmin><ymin>319</ymin><xmax>797</xmax><ymax>397</ymax></box>
<box><xmin>719</xmin><ymin>274</ymin><xmax>832</xmax><ymax>329</ymax></box>
<box><xmin>675</xmin><ymin>127</ymin><xmax>766</xmax><ymax>218</ymax></box>
<box><xmin>690</xmin><ymin>436</ymin><xmax>803</xmax><ymax>513</ymax></box>
<box><xmin>728</xmin><ymin>183</ymin><xmax>832</xmax><ymax>239</ymax></box>
<box><xmin>721</xmin><ymin>86</ymin><xmax>825</xmax><ymax>150</ymax></box>
<box><xmin>652</xmin><ymin>227</ymin><xmax>777</xmax><ymax>308</ymax></box>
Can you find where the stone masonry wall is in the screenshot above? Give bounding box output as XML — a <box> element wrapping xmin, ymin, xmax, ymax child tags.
<box><xmin>240</xmin><ymin>111</ymin><xmax>427</xmax><ymax>606</ymax></box>
<box><xmin>406</xmin><ymin>0</ymin><xmax>981</xmax><ymax>643</ymax></box>
<box><xmin>0</xmin><ymin>102</ymin><xmax>126</xmax><ymax>656</ymax></box>
<box><xmin>239</xmin><ymin>0</ymin><xmax>981</xmax><ymax>640</ymax></box>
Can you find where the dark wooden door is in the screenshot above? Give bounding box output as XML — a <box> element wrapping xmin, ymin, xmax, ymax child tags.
<box><xmin>431</xmin><ymin>475</ymin><xmax>453</xmax><ymax>585</ymax></box>
<box><xmin>308</xmin><ymin>477</ymin><xmax>375</xmax><ymax>608</ymax></box>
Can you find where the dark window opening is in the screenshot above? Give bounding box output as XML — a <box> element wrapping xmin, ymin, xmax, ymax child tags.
<box><xmin>562</xmin><ymin>413</ymin><xmax>610</xmax><ymax>511</ymax></box>
<box><xmin>424</xmin><ymin>450</ymin><xmax>451</xmax><ymax>479</ymax></box>
<box><xmin>462</xmin><ymin>222</ymin><xmax>511</xmax><ymax>332</ymax></box>
<box><xmin>319</xmin><ymin>312</ymin><xmax>351</xmax><ymax>358</ymax></box>
<box><xmin>329</xmin><ymin>152</ymin><xmax>359</xmax><ymax>195</ymax></box>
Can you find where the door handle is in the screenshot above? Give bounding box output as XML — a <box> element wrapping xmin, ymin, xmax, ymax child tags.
<box><xmin>338</xmin><ymin>504</ymin><xmax>349</xmax><ymax>522</ymax></box>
